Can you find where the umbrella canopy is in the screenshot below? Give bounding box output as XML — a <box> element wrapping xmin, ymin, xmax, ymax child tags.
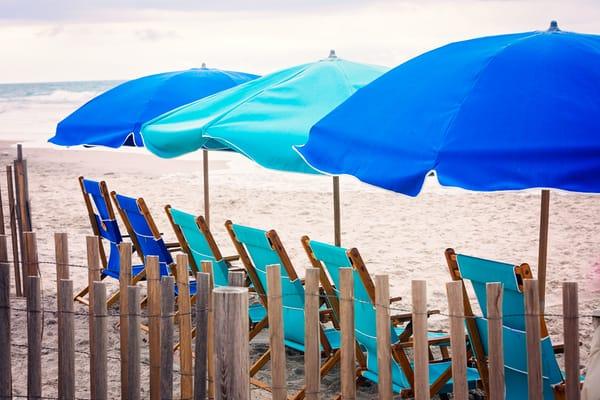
<box><xmin>50</xmin><ymin>66</ymin><xmax>258</xmax><ymax>148</ymax></box>
<box><xmin>141</xmin><ymin>52</ymin><xmax>388</xmax><ymax>174</ymax></box>
<box><xmin>299</xmin><ymin>22</ymin><xmax>600</xmax><ymax>196</ymax></box>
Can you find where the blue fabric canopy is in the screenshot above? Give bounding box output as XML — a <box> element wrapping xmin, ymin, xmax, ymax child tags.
<box><xmin>298</xmin><ymin>22</ymin><xmax>600</xmax><ymax>196</ymax></box>
<box><xmin>49</xmin><ymin>67</ymin><xmax>258</xmax><ymax>148</ymax></box>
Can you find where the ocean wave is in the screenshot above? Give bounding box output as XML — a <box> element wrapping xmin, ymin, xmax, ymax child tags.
<box><xmin>0</xmin><ymin>89</ymin><xmax>100</xmax><ymax>105</ymax></box>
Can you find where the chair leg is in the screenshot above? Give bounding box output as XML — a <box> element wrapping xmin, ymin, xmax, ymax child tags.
<box><xmin>290</xmin><ymin>350</ymin><xmax>342</xmax><ymax>400</ymax></box>
<box><xmin>250</xmin><ymin>348</ymin><xmax>271</xmax><ymax>377</ymax></box>
<box><xmin>249</xmin><ymin>316</ymin><xmax>269</xmax><ymax>341</ymax></box>
<box><xmin>74</xmin><ymin>274</ymin><xmax>108</xmax><ymax>305</ymax></box>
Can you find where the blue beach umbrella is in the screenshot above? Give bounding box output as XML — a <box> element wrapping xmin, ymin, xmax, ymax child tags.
<box><xmin>299</xmin><ymin>22</ymin><xmax>600</xmax><ymax>303</ymax></box>
<box><xmin>49</xmin><ymin>65</ymin><xmax>258</xmax><ymax>221</ymax></box>
<box><xmin>142</xmin><ymin>51</ymin><xmax>387</xmax><ymax>245</ymax></box>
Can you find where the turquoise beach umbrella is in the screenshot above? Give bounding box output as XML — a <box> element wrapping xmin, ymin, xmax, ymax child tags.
<box><xmin>142</xmin><ymin>52</ymin><xmax>387</xmax><ymax>244</ymax></box>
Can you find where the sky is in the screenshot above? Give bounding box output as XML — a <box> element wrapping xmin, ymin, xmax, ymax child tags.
<box><xmin>1</xmin><ymin>0</ymin><xmax>600</xmax><ymax>83</ymax></box>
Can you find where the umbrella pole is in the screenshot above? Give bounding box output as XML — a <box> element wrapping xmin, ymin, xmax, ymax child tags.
<box><xmin>333</xmin><ymin>176</ymin><xmax>341</xmax><ymax>246</ymax></box>
<box><xmin>538</xmin><ymin>189</ymin><xmax>550</xmax><ymax>312</ymax></box>
<box><xmin>203</xmin><ymin>150</ymin><xmax>210</xmax><ymax>228</ymax></box>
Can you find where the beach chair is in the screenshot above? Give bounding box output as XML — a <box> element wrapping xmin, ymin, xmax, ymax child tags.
<box><xmin>110</xmin><ymin>192</ymin><xmax>189</xmax><ymax>293</ymax></box>
<box><xmin>225</xmin><ymin>221</ymin><xmax>341</xmax><ymax>400</ymax></box>
<box><xmin>165</xmin><ymin>206</ymin><xmax>267</xmax><ymax>338</ymax></box>
<box><xmin>302</xmin><ymin>238</ymin><xmax>477</xmax><ymax>397</ymax></box>
<box><xmin>75</xmin><ymin>177</ymin><xmax>144</xmax><ymax>307</ymax></box>
<box><xmin>445</xmin><ymin>248</ymin><xmax>577</xmax><ymax>399</ymax></box>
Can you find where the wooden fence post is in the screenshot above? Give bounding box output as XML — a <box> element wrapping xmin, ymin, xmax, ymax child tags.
<box><xmin>146</xmin><ymin>256</ymin><xmax>162</xmax><ymax>400</ymax></box>
<box><xmin>92</xmin><ymin>282</ymin><xmax>108</xmax><ymax>399</ymax></box>
<box><xmin>228</xmin><ymin>270</ymin><xmax>245</xmax><ymax>287</ymax></box>
<box><xmin>305</xmin><ymin>268</ymin><xmax>320</xmax><ymax>400</ymax></box>
<box><xmin>202</xmin><ymin>261</ymin><xmax>215</xmax><ymax>400</ymax></box>
<box><xmin>14</xmin><ymin>146</ymin><xmax>32</xmax><ymax>296</ymax></box>
<box><xmin>127</xmin><ymin>285</ymin><xmax>141</xmax><ymax>400</ymax></box>
<box><xmin>267</xmin><ymin>265</ymin><xmax>287</xmax><ymax>400</ymax></box>
<box><xmin>340</xmin><ymin>268</ymin><xmax>356</xmax><ymax>400</ymax></box>
<box><xmin>486</xmin><ymin>283</ymin><xmax>505</xmax><ymax>400</ymax></box>
<box><xmin>54</xmin><ymin>233</ymin><xmax>69</xmax><ymax>312</ymax></box>
<box><xmin>58</xmin><ymin>279</ymin><xmax>75</xmax><ymax>400</ymax></box>
<box><xmin>119</xmin><ymin>243</ymin><xmax>132</xmax><ymax>399</ymax></box>
<box><xmin>563</xmin><ymin>282</ymin><xmax>580</xmax><ymax>400</ymax></box>
<box><xmin>446</xmin><ymin>281</ymin><xmax>468</xmax><ymax>400</ymax></box>
<box><xmin>23</xmin><ymin>232</ymin><xmax>39</xmax><ymax>296</ymax></box>
<box><xmin>0</xmin><ymin>261</ymin><xmax>12</xmax><ymax>398</ymax></box>
<box><xmin>412</xmin><ymin>280</ymin><xmax>428</xmax><ymax>400</ymax></box>
<box><xmin>524</xmin><ymin>279</ymin><xmax>542</xmax><ymax>399</ymax></box>
<box><xmin>375</xmin><ymin>275</ymin><xmax>392</xmax><ymax>400</ymax></box>
<box><xmin>213</xmin><ymin>286</ymin><xmax>249</xmax><ymax>400</ymax></box>
<box><xmin>195</xmin><ymin>272</ymin><xmax>211</xmax><ymax>400</ymax></box>
<box><xmin>87</xmin><ymin>235</ymin><xmax>101</xmax><ymax>396</ymax></box>
<box><xmin>6</xmin><ymin>166</ymin><xmax>21</xmax><ymax>297</ymax></box>
<box><xmin>176</xmin><ymin>254</ymin><xmax>194</xmax><ymax>399</ymax></box>
<box><xmin>161</xmin><ymin>276</ymin><xmax>175</xmax><ymax>400</ymax></box>
<box><xmin>27</xmin><ymin>275</ymin><xmax>42</xmax><ymax>399</ymax></box>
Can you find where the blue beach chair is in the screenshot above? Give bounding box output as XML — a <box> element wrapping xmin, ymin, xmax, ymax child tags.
<box><xmin>225</xmin><ymin>221</ymin><xmax>341</xmax><ymax>400</ymax></box>
<box><xmin>302</xmin><ymin>238</ymin><xmax>478</xmax><ymax>397</ymax></box>
<box><xmin>165</xmin><ymin>206</ymin><xmax>267</xmax><ymax>338</ymax></box>
<box><xmin>445</xmin><ymin>248</ymin><xmax>575</xmax><ymax>399</ymax></box>
<box><xmin>76</xmin><ymin>177</ymin><xmax>144</xmax><ymax>306</ymax></box>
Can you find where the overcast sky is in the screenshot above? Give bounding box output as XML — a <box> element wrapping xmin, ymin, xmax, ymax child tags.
<box><xmin>2</xmin><ymin>0</ymin><xmax>599</xmax><ymax>83</ymax></box>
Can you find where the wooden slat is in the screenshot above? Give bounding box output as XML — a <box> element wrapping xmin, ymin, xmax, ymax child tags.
<box><xmin>58</xmin><ymin>279</ymin><xmax>75</xmax><ymax>400</ymax></box>
<box><xmin>563</xmin><ymin>282</ymin><xmax>580</xmax><ymax>400</ymax></box>
<box><xmin>228</xmin><ymin>270</ymin><xmax>245</xmax><ymax>287</ymax></box>
<box><xmin>87</xmin><ymin>235</ymin><xmax>101</xmax><ymax>396</ymax></box>
<box><xmin>127</xmin><ymin>285</ymin><xmax>141</xmax><ymax>400</ymax></box>
<box><xmin>524</xmin><ymin>279</ymin><xmax>542</xmax><ymax>399</ymax></box>
<box><xmin>119</xmin><ymin>243</ymin><xmax>132</xmax><ymax>399</ymax></box>
<box><xmin>54</xmin><ymin>233</ymin><xmax>69</xmax><ymax>314</ymax></box>
<box><xmin>23</xmin><ymin>231</ymin><xmax>38</xmax><ymax>297</ymax></box>
<box><xmin>538</xmin><ymin>190</ymin><xmax>550</xmax><ymax>311</ymax></box>
<box><xmin>161</xmin><ymin>276</ymin><xmax>175</xmax><ymax>400</ymax></box>
<box><xmin>0</xmin><ymin>261</ymin><xmax>11</xmax><ymax>398</ymax></box>
<box><xmin>146</xmin><ymin>256</ymin><xmax>162</xmax><ymax>400</ymax></box>
<box><xmin>92</xmin><ymin>282</ymin><xmax>108</xmax><ymax>399</ymax></box>
<box><xmin>27</xmin><ymin>276</ymin><xmax>42</xmax><ymax>399</ymax></box>
<box><xmin>14</xmin><ymin>149</ymin><xmax>32</xmax><ymax>296</ymax></box>
<box><xmin>0</xmin><ymin>173</ymin><xmax>5</xmax><ymax>236</ymax></box>
<box><xmin>267</xmin><ymin>265</ymin><xmax>287</xmax><ymax>400</ymax></box>
<box><xmin>202</xmin><ymin>260</ymin><xmax>215</xmax><ymax>400</ymax></box>
<box><xmin>446</xmin><ymin>281</ymin><xmax>467</xmax><ymax>400</ymax></box>
<box><xmin>375</xmin><ymin>275</ymin><xmax>392</xmax><ymax>400</ymax></box>
<box><xmin>213</xmin><ymin>286</ymin><xmax>249</xmax><ymax>400</ymax></box>
<box><xmin>340</xmin><ymin>268</ymin><xmax>356</xmax><ymax>399</ymax></box>
<box><xmin>195</xmin><ymin>272</ymin><xmax>210</xmax><ymax>400</ymax></box>
<box><xmin>333</xmin><ymin>176</ymin><xmax>341</xmax><ymax>246</ymax></box>
<box><xmin>412</xmin><ymin>280</ymin><xmax>428</xmax><ymax>400</ymax></box>
<box><xmin>176</xmin><ymin>254</ymin><xmax>194</xmax><ymax>399</ymax></box>
<box><xmin>304</xmin><ymin>268</ymin><xmax>320</xmax><ymax>400</ymax></box>
<box><xmin>6</xmin><ymin>166</ymin><xmax>21</xmax><ymax>297</ymax></box>
<box><xmin>486</xmin><ymin>283</ymin><xmax>505</xmax><ymax>400</ymax></box>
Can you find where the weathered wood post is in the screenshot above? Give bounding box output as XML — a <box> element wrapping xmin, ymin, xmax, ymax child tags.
<box><xmin>58</xmin><ymin>279</ymin><xmax>75</xmax><ymax>400</ymax></box>
<box><xmin>446</xmin><ymin>281</ymin><xmax>468</xmax><ymax>400</ymax></box>
<box><xmin>213</xmin><ymin>286</ymin><xmax>249</xmax><ymax>400</ymax></box>
<box><xmin>340</xmin><ymin>268</ymin><xmax>356</xmax><ymax>399</ymax></box>
<box><xmin>176</xmin><ymin>254</ymin><xmax>194</xmax><ymax>399</ymax></box>
<box><xmin>127</xmin><ymin>285</ymin><xmax>141</xmax><ymax>400</ymax></box>
<box><xmin>375</xmin><ymin>275</ymin><xmax>392</xmax><ymax>400</ymax></box>
<box><xmin>487</xmin><ymin>283</ymin><xmax>505</xmax><ymax>400</ymax></box>
<box><xmin>92</xmin><ymin>282</ymin><xmax>108</xmax><ymax>399</ymax></box>
<box><xmin>27</xmin><ymin>275</ymin><xmax>42</xmax><ymax>399</ymax></box>
<box><xmin>118</xmin><ymin>243</ymin><xmax>132</xmax><ymax>399</ymax></box>
<box><xmin>14</xmin><ymin>145</ymin><xmax>32</xmax><ymax>295</ymax></box>
<box><xmin>86</xmin><ymin>235</ymin><xmax>101</xmax><ymax>396</ymax></box>
<box><xmin>23</xmin><ymin>231</ymin><xmax>39</xmax><ymax>296</ymax></box>
<box><xmin>563</xmin><ymin>282</ymin><xmax>580</xmax><ymax>400</ymax></box>
<box><xmin>195</xmin><ymin>272</ymin><xmax>211</xmax><ymax>400</ymax></box>
<box><xmin>412</xmin><ymin>280</ymin><xmax>428</xmax><ymax>400</ymax></box>
<box><xmin>146</xmin><ymin>256</ymin><xmax>162</xmax><ymax>400</ymax></box>
<box><xmin>228</xmin><ymin>270</ymin><xmax>245</xmax><ymax>287</ymax></box>
<box><xmin>54</xmin><ymin>233</ymin><xmax>69</xmax><ymax>312</ymax></box>
<box><xmin>202</xmin><ymin>260</ymin><xmax>215</xmax><ymax>399</ymax></box>
<box><xmin>524</xmin><ymin>279</ymin><xmax>542</xmax><ymax>399</ymax></box>
<box><xmin>0</xmin><ymin>261</ymin><xmax>12</xmax><ymax>398</ymax></box>
<box><xmin>6</xmin><ymin>166</ymin><xmax>21</xmax><ymax>297</ymax></box>
<box><xmin>267</xmin><ymin>265</ymin><xmax>287</xmax><ymax>400</ymax></box>
<box><xmin>304</xmin><ymin>268</ymin><xmax>320</xmax><ymax>400</ymax></box>
<box><xmin>161</xmin><ymin>276</ymin><xmax>175</xmax><ymax>400</ymax></box>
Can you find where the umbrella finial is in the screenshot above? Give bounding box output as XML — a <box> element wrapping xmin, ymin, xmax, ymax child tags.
<box><xmin>548</xmin><ymin>20</ymin><xmax>560</xmax><ymax>32</ymax></box>
<box><xmin>201</xmin><ymin>62</ymin><xmax>207</xmax><ymax>68</ymax></box>
<box><xmin>328</xmin><ymin>49</ymin><xmax>337</xmax><ymax>59</ymax></box>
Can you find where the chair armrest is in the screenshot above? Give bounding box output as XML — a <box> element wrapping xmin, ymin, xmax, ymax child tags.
<box><xmin>390</xmin><ymin>296</ymin><xmax>402</xmax><ymax>303</ymax></box>
<box><xmin>165</xmin><ymin>242</ymin><xmax>180</xmax><ymax>248</ymax></box>
<box><xmin>223</xmin><ymin>255</ymin><xmax>240</xmax><ymax>262</ymax></box>
<box><xmin>227</xmin><ymin>266</ymin><xmax>246</xmax><ymax>272</ymax></box>
<box><xmin>391</xmin><ymin>309</ymin><xmax>440</xmax><ymax>325</ymax></box>
<box><xmin>167</xmin><ymin>246</ymin><xmax>182</xmax><ymax>253</ymax></box>
<box><xmin>319</xmin><ymin>308</ymin><xmax>335</xmax><ymax>323</ymax></box>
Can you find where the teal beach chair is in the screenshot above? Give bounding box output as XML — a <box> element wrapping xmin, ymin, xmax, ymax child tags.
<box><xmin>303</xmin><ymin>238</ymin><xmax>478</xmax><ymax>397</ymax></box>
<box><xmin>76</xmin><ymin>177</ymin><xmax>144</xmax><ymax>307</ymax></box>
<box><xmin>165</xmin><ymin>206</ymin><xmax>267</xmax><ymax>338</ymax></box>
<box><xmin>225</xmin><ymin>221</ymin><xmax>341</xmax><ymax>400</ymax></box>
<box><xmin>446</xmin><ymin>248</ymin><xmax>574</xmax><ymax>399</ymax></box>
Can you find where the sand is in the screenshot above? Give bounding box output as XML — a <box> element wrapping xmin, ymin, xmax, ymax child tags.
<box><xmin>2</xmin><ymin>140</ymin><xmax>598</xmax><ymax>398</ymax></box>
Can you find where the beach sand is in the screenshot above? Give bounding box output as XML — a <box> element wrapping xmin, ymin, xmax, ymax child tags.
<box><xmin>2</xmin><ymin>140</ymin><xmax>598</xmax><ymax>398</ymax></box>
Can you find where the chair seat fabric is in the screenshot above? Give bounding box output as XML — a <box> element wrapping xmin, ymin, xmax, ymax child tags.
<box><xmin>103</xmin><ymin>263</ymin><xmax>146</xmax><ymax>280</ymax></box>
<box><xmin>249</xmin><ymin>302</ymin><xmax>267</xmax><ymax>324</ymax></box>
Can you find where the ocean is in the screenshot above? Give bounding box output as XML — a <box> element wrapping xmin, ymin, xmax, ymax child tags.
<box><xmin>0</xmin><ymin>80</ymin><xmax>120</xmax><ymax>145</ymax></box>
